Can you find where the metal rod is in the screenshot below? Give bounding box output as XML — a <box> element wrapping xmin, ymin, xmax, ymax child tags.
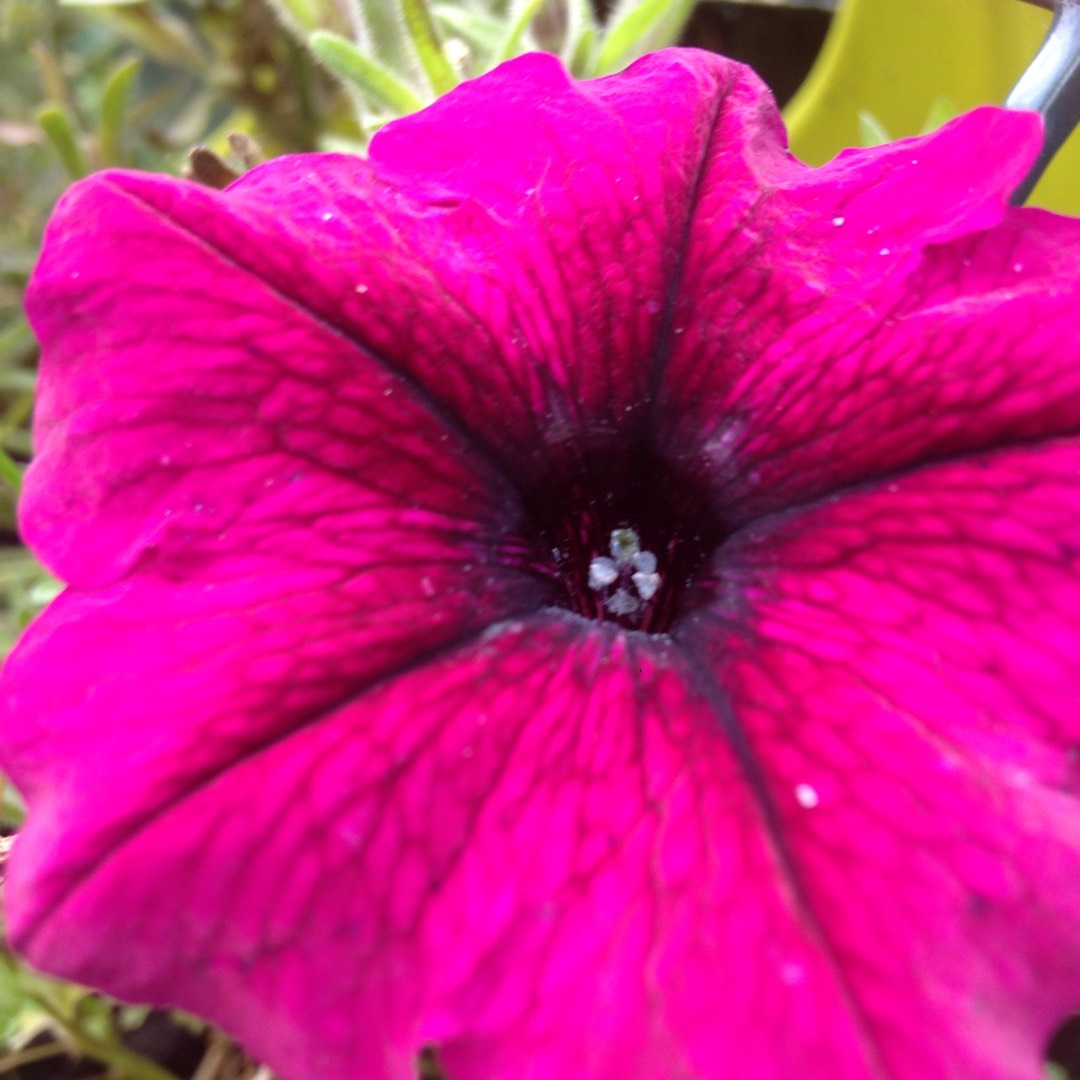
<box><xmin>1008</xmin><ymin>0</ymin><xmax>1080</xmax><ymax>203</ymax></box>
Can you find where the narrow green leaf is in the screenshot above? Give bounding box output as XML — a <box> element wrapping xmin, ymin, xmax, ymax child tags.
<box><xmin>400</xmin><ymin>0</ymin><xmax>458</xmax><ymax>95</ymax></box>
<box><xmin>262</xmin><ymin>0</ymin><xmax>323</xmax><ymax>33</ymax></box>
<box><xmin>0</xmin><ymin>449</ymin><xmax>23</xmax><ymax>496</ymax></box>
<box><xmin>432</xmin><ymin>5</ymin><xmax>503</xmax><ymax>56</ymax></box>
<box><xmin>564</xmin><ymin>0</ymin><xmax>598</xmax><ymax>66</ymax></box>
<box><xmin>309</xmin><ymin>30</ymin><xmax>425</xmax><ymax>115</ymax></box>
<box><xmin>594</xmin><ymin>0</ymin><xmax>695</xmax><ymax>76</ymax></box>
<box><xmin>98</xmin><ymin>56</ymin><xmax>140</xmax><ymax>167</ymax></box>
<box><xmin>857</xmin><ymin>109</ymin><xmax>891</xmax><ymax>147</ymax></box>
<box><xmin>36</xmin><ymin>105</ymin><xmax>88</xmax><ymax>179</ymax></box>
<box><xmin>569</xmin><ymin>25</ymin><xmax>597</xmax><ymax>76</ymax></box>
<box><xmin>20</xmin><ymin>983</ymin><xmax>185</xmax><ymax>1080</ymax></box>
<box><xmin>75</xmin><ymin>9</ymin><xmax>210</xmax><ymax>73</ymax></box>
<box><xmin>1</xmin><ymin>777</ymin><xmax>26</xmax><ymax>829</ymax></box>
<box><xmin>496</xmin><ymin>0</ymin><xmax>547</xmax><ymax>61</ymax></box>
<box><xmin>920</xmin><ymin>96</ymin><xmax>960</xmax><ymax>134</ymax></box>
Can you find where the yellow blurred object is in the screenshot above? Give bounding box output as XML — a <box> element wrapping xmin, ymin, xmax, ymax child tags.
<box><xmin>785</xmin><ymin>0</ymin><xmax>1080</xmax><ymax>212</ymax></box>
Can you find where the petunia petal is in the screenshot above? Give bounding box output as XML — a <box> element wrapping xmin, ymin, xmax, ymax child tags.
<box><xmin>683</xmin><ymin>441</ymin><xmax>1080</xmax><ymax>1079</ymax></box>
<box><xmin>654</xmin><ymin>104</ymin><xmax>1080</xmax><ymax>527</ymax></box>
<box><xmin>23</xmin><ymin>165</ymin><xmax>541</xmax><ymax>589</ymax></box>
<box><xmin>9</xmin><ymin>44</ymin><xmax>1080</xmax><ymax>1080</ymax></box>
<box><xmin>1</xmin><ymin>550</ymin><xmax>543</xmax><ymax>927</ymax></box>
<box><xmin>25</xmin><ymin>49</ymin><xmax>797</xmax><ymax>549</ymax></box>
<box><xmin>8</xmin><ymin>612</ymin><xmax>890</xmax><ymax>1080</ymax></box>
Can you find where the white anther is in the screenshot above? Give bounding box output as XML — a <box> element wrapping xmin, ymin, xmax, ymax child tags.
<box><xmin>588</xmin><ymin>556</ymin><xmax>619</xmax><ymax>591</ymax></box>
<box><xmin>606</xmin><ymin>589</ymin><xmax>640</xmax><ymax>616</ymax></box>
<box><xmin>631</xmin><ymin>571</ymin><xmax>661</xmax><ymax>601</ymax></box>
<box><xmin>632</xmin><ymin>550</ymin><xmax>657</xmax><ymax>574</ymax></box>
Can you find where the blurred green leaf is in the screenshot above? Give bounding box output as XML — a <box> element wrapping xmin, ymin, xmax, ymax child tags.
<box><xmin>593</xmin><ymin>0</ymin><xmax>695</xmax><ymax>76</ymax></box>
<box><xmin>0</xmin><ymin>317</ymin><xmax>36</xmax><ymax>370</ymax></box>
<box><xmin>857</xmin><ymin>109</ymin><xmax>891</xmax><ymax>147</ymax></box>
<box><xmin>263</xmin><ymin>0</ymin><xmax>325</xmax><ymax>34</ymax></box>
<box><xmin>0</xmin><ymin>952</ymin><xmax>52</xmax><ymax>1050</ymax></box>
<box><xmin>401</xmin><ymin>0</ymin><xmax>459</xmax><ymax>95</ymax></box>
<box><xmin>310</xmin><ymin>29</ymin><xmax>425</xmax><ymax>116</ymax></box>
<box><xmin>0</xmin><ymin>249</ymin><xmax>39</xmax><ymax>281</ymax></box>
<box><xmin>98</xmin><ymin>55</ymin><xmax>140</xmax><ymax>166</ymax></box>
<box><xmin>1</xmin><ymin>769</ymin><xmax>26</xmax><ymax>828</ymax></box>
<box><xmin>36</xmin><ymin>104</ymin><xmax>88</xmax><ymax>179</ymax></box>
<box><xmin>921</xmin><ymin>95</ymin><xmax>960</xmax><ymax>133</ymax></box>
<box><xmin>563</xmin><ymin>0</ymin><xmax>598</xmax><ymax>67</ymax></box>
<box><xmin>569</xmin><ymin>25</ymin><xmax>597</xmax><ymax>76</ymax></box>
<box><xmin>0</xmin><ymin>448</ymin><xmax>23</xmax><ymax>496</ymax></box>
<box><xmin>80</xmin><ymin>6</ymin><xmax>209</xmax><ymax>74</ymax></box>
<box><xmin>17</xmin><ymin>972</ymin><xmax>186</xmax><ymax>1080</ymax></box>
<box><xmin>433</xmin><ymin>4</ymin><xmax>504</xmax><ymax>56</ymax></box>
<box><xmin>496</xmin><ymin>0</ymin><xmax>547</xmax><ymax>62</ymax></box>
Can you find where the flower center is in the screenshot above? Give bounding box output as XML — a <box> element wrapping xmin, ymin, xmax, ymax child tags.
<box><xmin>524</xmin><ymin>444</ymin><xmax>724</xmax><ymax>633</ymax></box>
<box><xmin>587</xmin><ymin>527</ymin><xmax>662</xmax><ymax>620</ymax></box>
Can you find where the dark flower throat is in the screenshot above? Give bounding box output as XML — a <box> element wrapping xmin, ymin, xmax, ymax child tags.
<box><xmin>524</xmin><ymin>443</ymin><xmax>724</xmax><ymax>634</ymax></box>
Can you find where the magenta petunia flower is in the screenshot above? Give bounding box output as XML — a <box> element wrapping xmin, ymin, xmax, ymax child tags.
<box><xmin>3</xmin><ymin>47</ymin><xmax>1080</xmax><ymax>1080</ymax></box>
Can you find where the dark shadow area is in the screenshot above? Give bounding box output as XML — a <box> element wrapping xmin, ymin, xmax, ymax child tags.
<box><xmin>418</xmin><ymin>1045</ymin><xmax>451</xmax><ymax>1079</ymax></box>
<box><xmin>1048</xmin><ymin>1013</ymin><xmax>1080</xmax><ymax>1079</ymax></box>
<box><xmin>2</xmin><ymin>1010</ymin><xmax>207</xmax><ymax>1080</ymax></box>
<box><xmin>680</xmin><ymin>2</ymin><xmax>833</xmax><ymax>106</ymax></box>
<box><xmin>589</xmin><ymin>0</ymin><xmax>833</xmax><ymax>106</ymax></box>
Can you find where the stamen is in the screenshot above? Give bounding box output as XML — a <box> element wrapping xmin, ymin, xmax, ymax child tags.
<box><xmin>526</xmin><ymin>445</ymin><xmax>726</xmax><ymax>632</ymax></box>
<box><xmin>583</xmin><ymin>526</ymin><xmax>665</xmax><ymax>623</ymax></box>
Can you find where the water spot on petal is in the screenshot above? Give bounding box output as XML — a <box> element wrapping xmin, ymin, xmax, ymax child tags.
<box><xmin>1009</xmin><ymin>768</ymin><xmax>1033</xmax><ymax>789</ymax></box>
<box><xmin>779</xmin><ymin>961</ymin><xmax>806</xmax><ymax>986</ymax></box>
<box><xmin>794</xmin><ymin>783</ymin><xmax>819</xmax><ymax>809</ymax></box>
